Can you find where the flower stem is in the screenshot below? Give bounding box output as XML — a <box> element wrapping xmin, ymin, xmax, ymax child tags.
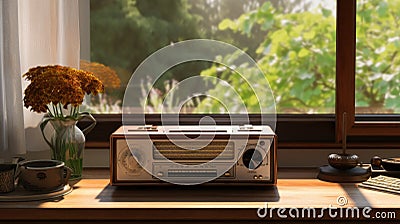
<box><xmin>58</xmin><ymin>103</ymin><xmax>64</xmax><ymax>117</ymax></box>
<box><xmin>53</xmin><ymin>103</ymin><xmax>59</xmax><ymax>117</ymax></box>
<box><xmin>47</xmin><ymin>105</ymin><xmax>54</xmax><ymax>117</ymax></box>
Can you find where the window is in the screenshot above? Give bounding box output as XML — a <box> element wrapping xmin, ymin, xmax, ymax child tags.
<box><xmin>337</xmin><ymin>0</ymin><xmax>400</xmax><ymax>140</ymax></box>
<box><xmin>81</xmin><ymin>0</ymin><xmax>400</xmax><ymax>149</ymax></box>
<box><xmin>85</xmin><ymin>0</ymin><xmax>336</xmax><ymax>114</ymax></box>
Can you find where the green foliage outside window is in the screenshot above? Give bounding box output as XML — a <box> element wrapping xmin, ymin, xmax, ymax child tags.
<box><xmin>198</xmin><ymin>2</ymin><xmax>336</xmax><ymax>113</ymax></box>
<box><xmin>356</xmin><ymin>0</ymin><xmax>400</xmax><ymax>113</ymax></box>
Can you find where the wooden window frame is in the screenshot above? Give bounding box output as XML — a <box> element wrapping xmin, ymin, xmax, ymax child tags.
<box><xmin>336</xmin><ymin>0</ymin><xmax>400</xmax><ymax>140</ymax></box>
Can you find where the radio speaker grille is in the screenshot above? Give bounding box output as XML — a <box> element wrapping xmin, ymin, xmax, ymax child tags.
<box><xmin>153</xmin><ymin>141</ymin><xmax>234</xmax><ymax>161</ymax></box>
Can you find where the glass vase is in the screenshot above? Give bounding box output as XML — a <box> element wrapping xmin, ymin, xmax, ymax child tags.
<box><xmin>40</xmin><ymin>112</ymin><xmax>96</xmax><ymax>181</ymax></box>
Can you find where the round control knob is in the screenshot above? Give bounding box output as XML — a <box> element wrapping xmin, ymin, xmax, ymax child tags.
<box><xmin>242</xmin><ymin>149</ymin><xmax>263</xmax><ymax>170</ymax></box>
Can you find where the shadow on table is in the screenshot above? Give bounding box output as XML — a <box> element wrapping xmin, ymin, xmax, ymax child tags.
<box><xmin>96</xmin><ymin>185</ymin><xmax>280</xmax><ymax>202</ymax></box>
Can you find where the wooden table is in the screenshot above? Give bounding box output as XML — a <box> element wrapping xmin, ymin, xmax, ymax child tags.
<box><xmin>0</xmin><ymin>169</ymin><xmax>399</xmax><ymax>223</ymax></box>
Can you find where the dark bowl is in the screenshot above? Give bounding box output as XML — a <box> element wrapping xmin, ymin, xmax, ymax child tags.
<box><xmin>381</xmin><ymin>158</ymin><xmax>400</xmax><ymax>171</ymax></box>
<box><xmin>328</xmin><ymin>153</ymin><xmax>359</xmax><ymax>170</ymax></box>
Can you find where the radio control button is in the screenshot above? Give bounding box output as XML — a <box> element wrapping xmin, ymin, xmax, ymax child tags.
<box><xmin>253</xmin><ymin>175</ymin><xmax>258</xmax><ymax>179</ymax></box>
<box><xmin>258</xmin><ymin>175</ymin><xmax>263</xmax><ymax>179</ymax></box>
<box><xmin>224</xmin><ymin>172</ymin><xmax>231</xmax><ymax>177</ymax></box>
<box><xmin>157</xmin><ymin>172</ymin><xmax>164</xmax><ymax>177</ymax></box>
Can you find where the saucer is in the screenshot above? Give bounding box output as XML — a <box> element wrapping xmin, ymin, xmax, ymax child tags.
<box><xmin>0</xmin><ymin>184</ymin><xmax>72</xmax><ymax>202</ymax></box>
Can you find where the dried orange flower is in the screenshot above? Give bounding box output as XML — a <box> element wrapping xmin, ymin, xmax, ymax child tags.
<box><xmin>80</xmin><ymin>60</ymin><xmax>120</xmax><ymax>89</ymax></box>
<box><xmin>23</xmin><ymin>65</ymin><xmax>104</xmax><ymax>118</ymax></box>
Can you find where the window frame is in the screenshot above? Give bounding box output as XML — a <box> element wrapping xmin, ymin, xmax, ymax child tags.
<box><xmin>337</xmin><ymin>0</ymin><xmax>400</xmax><ymax>140</ymax></box>
<box><xmin>81</xmin><ymin>0</ymin><xmax>400</xmax><ymax>150</ymax></box>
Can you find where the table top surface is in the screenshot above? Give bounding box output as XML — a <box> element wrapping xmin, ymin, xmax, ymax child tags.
<box><xmin>0</xmin><ymin>168</ymin><xmax>399</xmax><ymax>209</ymax></box>
<box><xmin>0</xmin><ymin>168</ymin><xmax>399</xmax><ymax>222</ymax></box>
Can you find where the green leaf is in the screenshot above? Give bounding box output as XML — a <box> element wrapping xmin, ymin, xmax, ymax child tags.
<box><xmin>377</xmin><ymin>2</ymin><xmax>389</xmax><ymax>17</ymax></box>
<box><xmin>219</xmin><ymin>19</ymin><xmax>236</xmax><ymax>31</ymax></box>
<box><xmin>321</xmin><ymin>8</ymin><xmax>331</xmax><ymax>18</ymax></box>
<box><xmin>261</xmin><ymin>19</ymin><xmax>274</xmax><ymax>31</ymax></box>
<box><xmin>271</xmin><ymin>30</ymin><xmax>289</xmax><ymax>44</ymax></box>
<box><xmin>304</xmin><ymin>30</ymin><xmax>316</xmax><ymax>40</ymax></box>
<box><xmin>260</xmin><ymin>2</ymin><xmax>272</xmax><ymax>12</ymax></box>
<box><xmin>242</xmin><ymin>17</ymin><xmax>253</xmax><ymax>35</ymax></box>
<box><xmin>298</xmin><ymin>48</ymin><xmax>310</xmax><ymax>58</ymax></box>
<box><xmin>289</xmin><ymin>51</ymin><xmax>297</xmax><ymax>60</ymax></box>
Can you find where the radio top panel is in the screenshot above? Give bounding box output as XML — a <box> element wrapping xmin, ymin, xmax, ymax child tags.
<box><xmin>113</xmin><ymin>125</ymin><xmax>275</xmax><ymax>136</ymax></box>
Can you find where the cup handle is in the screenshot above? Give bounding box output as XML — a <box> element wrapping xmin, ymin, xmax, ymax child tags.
<box><xmin>13</xmin><ymin>166</ymin><xmax>22</xmax><ymax>187</ymax></box>
<box><xmin>13</xmin><ymin>157</ymin><xmax>25</xmax><ymax>179</ymax></box>
<box><xmin>63</xmin><ymin>166</ymin><xmax>72</xmax><ymax>185</ymax></box>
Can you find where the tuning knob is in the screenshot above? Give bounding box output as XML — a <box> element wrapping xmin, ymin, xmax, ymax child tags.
<box><xmin>242</xmin><ymin>148</ymin><xmax>263</xmax><ymax>170</ymax></box>
<box><xmin>118</xmin><ymin>147</ymin><xmax>144</xmax><ymax>175</ymax></box>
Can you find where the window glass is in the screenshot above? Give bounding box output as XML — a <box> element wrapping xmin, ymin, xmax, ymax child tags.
<box><xmin>85</xmin><ymin>0</ymin><xmax>336</xmax><ymax>114</ymax></box>
<box><xmin>356</xmin><ymin>0</ymin><xmax>400</xmax><ymax>114</ymax></box>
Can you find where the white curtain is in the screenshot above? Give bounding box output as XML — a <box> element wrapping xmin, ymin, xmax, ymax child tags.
<box><xmin>0</xmin><ymin>0</ymin><xmax>26</xmax><ymax>162</ymax></box>
<box><xmin>0</xmin><ymin>0</ymin><xmax>80</xmax><ymax>160</ymax></box>
<box><xmin>19</xmin><ymin>0</ymin><xmax>80</xmax><ymax>152</ymax></box>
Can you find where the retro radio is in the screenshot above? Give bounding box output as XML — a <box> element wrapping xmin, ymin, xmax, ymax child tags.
<box><xmin>110</xmin><ymin>125</ymin><xmax>277</xmax><ymax>185</ymax></box>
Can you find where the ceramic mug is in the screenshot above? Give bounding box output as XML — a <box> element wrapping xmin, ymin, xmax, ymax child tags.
<box><xmin>0</xmin><ymin>164</ymin><xmax>18</xmax><ymax>193</ymax></box>
<box><xmin>19</xmin><ymin>160</ymin><xmax>72</xmax><ymax>191</ymax></box>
